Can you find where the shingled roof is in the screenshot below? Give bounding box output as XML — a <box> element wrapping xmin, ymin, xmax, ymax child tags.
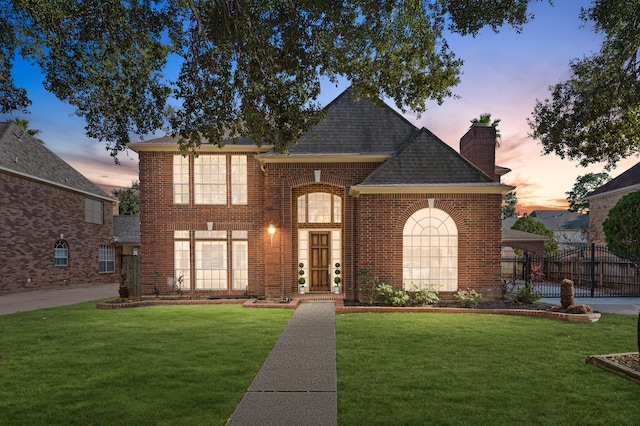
<box><xmin>357</xmin><ymin>128</ymin><xmax>495</xmax><ymax>186</ymax></box>
<box><xmin>585</xmin><ymin>161</ymin><xmax>640</xmax><ymax>199</ymax></box>
<box><xmin>286</xmin><ymin>89</ymin><xmax>416</xmax><ymax>155</ymax></box>
<box><xmin>113</xmin><ymin>215</ymin><xmax>141</xmax><ymax>245</ymax></box>
<box><xmin>0</xmin><ymin>122</ymin><xmax>111</xmax><ymax>200</ymax></box>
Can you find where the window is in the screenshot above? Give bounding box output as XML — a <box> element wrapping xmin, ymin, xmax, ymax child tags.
<box><xmin>403</xmin><ymin>208</ymin><xmax>458</xmax><ymax>291</ymax></box>
<box><xmin>298</xmin><ymin>193</ymin><xmax>341</xmax><ymax>223</ymax></box>
<box><xmin>195</xmin><ymin>230</ymin><xmax>227</xmax><ymax>289</ymax></box>
<box><xmin>173</xmin><ymin>155</ymin><xmax>190</xmax><ymax>204</ymax></box>
<box><xmin>194</xmin><ymin>156</ymin><xmax>226</xmax><ymax>204</ymax></box>
<box><xmin>85</xmin><ymin>198</ymin><xmax>103</xmax><ymax>224</ymax></box>
<box><xmin>99</xmin><ymin>245</ymin><xmax>115</xmax><ymax>273</ymax></box>
<box><xmin>174</xmin><ymin>231</ymin><xmax>191</xmax><ymax>290</ymax></box>
<box><xmin>232</xmin><ymin>231</ymin><xmax>248</xmax><ymax>290</ymax></box>
<box><xmin>174</xmin><ymin>230</ymin><xmax>249</xmax><ymax>291</ymax></box>
<box><xmin>231</xmin><ymin>155</ymin><xmax>247</xmax><ymax>205</ymax></box>
<box><xmin>54</xmin><ymin>240</ymin><xmax>68</xmax><ymax>266</ymax></box>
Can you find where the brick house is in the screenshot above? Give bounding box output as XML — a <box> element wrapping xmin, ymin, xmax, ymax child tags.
<box><xmin>585</xmin><ymin>161</ymin><xmax>640</xmax><ymax>245</ymax></box>
<box><xmin>0</xmin><ymin>122</ymin><xmax>117</xmax><ymax>293</ymax></box>
<box><xmin>130</xmin><ymin>89</ymin><xmax>513</xmax><ymax>299</ymax></box>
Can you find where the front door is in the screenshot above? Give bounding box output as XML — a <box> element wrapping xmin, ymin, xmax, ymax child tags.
<box><xmin>309</xmin><ymin>232</ymin><xmax>330</xmax><ymax>291</ymax></box>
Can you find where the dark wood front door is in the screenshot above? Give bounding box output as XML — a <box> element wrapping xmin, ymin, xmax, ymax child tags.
<box><xmin>310</xmin><ymin>232</ymin><xmax>330</xmax><ymax>291</ymax></box>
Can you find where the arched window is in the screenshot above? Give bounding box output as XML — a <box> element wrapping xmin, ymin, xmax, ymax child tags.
<box><xmin>54</xmin><ymin>240</ymin><xmax>68</xmax><ymax>267</ymax></box>
<box><xmin>403</xmin><ymin>208</ymin><xmax>457</xmax><ymax>291</ymax></box>
<box><xmin>297</xmin><ymin>193</ymin><xmax>341</xmax><ymax>223</ymax></box>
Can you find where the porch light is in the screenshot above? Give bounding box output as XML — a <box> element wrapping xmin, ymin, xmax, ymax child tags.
<box><xmin>268</xmin><ymin>223</ymin><xmax>276</xmax><ymax>246</ymax></box>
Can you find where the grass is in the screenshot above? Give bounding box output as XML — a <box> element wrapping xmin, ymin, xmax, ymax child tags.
<box><xmin>2</xmin><ymin>303</ymin><xmax>638</xmax><ymax>425</ymax></box>
<box><xmin>336</xmin><ymin>312</ymin><xmax>639</xmax><ymax>425</ymax></box>
<box><xmin>0</xmin><ymin>303</ymin><xmax>292</xmax><ymax>425</ymax></box>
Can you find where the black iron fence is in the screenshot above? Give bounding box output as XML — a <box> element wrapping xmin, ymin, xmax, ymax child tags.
<box><xmin>502</xmin><ymin>244</ymin><xmax>640</xmax><ymax>297</ymax></box>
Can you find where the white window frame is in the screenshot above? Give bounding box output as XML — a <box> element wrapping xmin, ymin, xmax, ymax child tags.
<box><xmin>232</xmin><ymin>231</ymin><xmax>248</xmax><ymax>290</ymax></box>
<box><xmin>402</xmin><ymin>208</ymin><xmax>458</xmax><ymax>291</ymax></box>
<box><xmin>231</xmin><ymin>155</ymin><xmax>247</xmax><ymax>205</ymax></box>
<box><xmin>98</xmin><ymin>245</ymin><xmax>115</xmax><ymax>273</ymax></box>
<box><xmin>195</xmin><ymin>231</ymin><xmax>227</xmax><ymax>289</ymax></box>
<box><xmin>174</xmin><ymin>231</ymin><xmax>191</xmax><ymax>290</ymax></box>
<box><xmin>297</xmin><ymin>193</ymin><xmax>341</xmax><ymax>224</ymax></box>
<box><xmin>173</xmin><ymin>155</ymin><xmax>190</xmax><ymax>204</ymax></box>
<box><xmin>194</xmin><ymin>155</ymin><xmax>226</xmax><ymax>205</ymax></box>
<box><xmin>54</xmin><ymin>240</ymin><xmax>68</xmax><ymax>267</ymax></box>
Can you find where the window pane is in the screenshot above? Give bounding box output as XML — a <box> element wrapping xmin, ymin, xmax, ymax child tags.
<box><xmin>195</xmin><ymin>156</ymin><xmax>226</xmax><ymax>204</ymax></box>
<box><xmin>298</xmin><ymin>195</ymin><xmax>306</xmax><ymax>223</ymax></box>
<box><xmin>85</xmin><ymin>198</ymin><xmax>103</xmax><ymax>224</ymax></box>
<box><xmin>307</xmin><ymin>193</ymin><xmax>331</xmax><ymax>223</ymax></box>
<box><xmin>231</xmin><ymin>155</ymin><xmax>247</xmax><ymax>205</ymax></box>
<box><xmin>98</xmin><ymin>245</ymin><xmax>115</xmax><ymax>273</ymax></box>
<box><xmin>173</xmin><ymin>155</ymin><xmax>189</xmax><ymax>204</ymax></box>
<box><xmin>54</xmin><ymin>240</ymin><xmax>68</xmax><ymax>267</ymax></box>
<box><xmin>402</xmin><ymin>208</ymin><xmax>457</xmax><ymax>291</ymax></box>
<box><xmin>174</xmin><ymin>230</ymin><xmax>190</xmax><ymax>239</ymax></box>
<box><xmin>195</xmin><ymin>241</ymin><xmax>227</xmax><ymax>289</ymax></box>
<box><xmin>232</xmin><ymin>241</ymin><xmax>248</xmax><ymax>290</ymax></box>
<box><xmin>174</xmin><ymin>240</ymin><xmax>191</xmax><ymax>290</ymax></box>
<box><xmin>333</xmin><ymin>195</ymin><xmax>341</xmax><ymax>223</ymax></box>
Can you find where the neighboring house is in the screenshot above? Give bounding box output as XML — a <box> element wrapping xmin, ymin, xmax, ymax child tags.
<box><xmin>502</xmin><ymin>210</ymin><xmax>588</xmax><ymax>252</ymax></box>
<box><xmin>113</xmin><ymin>215</ymin><xmax>141</xmax><ymax>256</ymax></box>
<box><xmin>129</xmin><ymin>89</ymin><xmax>513</xmax><ymax>299</ymax></box>
<box><xmin>0</xmin><ymin>122</ymin><xmax>117</xmax><ymax>293</ymax></box>
<box><xmin>584</xmin><ymin>162</ymin><xmax>640</xmax><ymax>245</ymax></box>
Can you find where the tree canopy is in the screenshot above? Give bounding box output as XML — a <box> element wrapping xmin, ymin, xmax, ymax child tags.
<box><xmin>529</xmin><ymin>0</ymin><xmax>640</xmax><ymax>169</ymax></box>
<box><xmin>502</xmin><ymin>191</ymin><xmax>518</xmax><ymax>218</ymax></box>
<box><xmin>471</xmin><ymin>112</ymin><xmax>502</xmax><ymax>146</ymax></box>
<box><xmin>603</xmin><ymin>190</ymin><xmax>640</xmax><ymax>261</ymax></box>
<box><xmin>565</xmin><ymin>172</ymin><xmax>610</xmax><ymax>214</ymax></box>
<box><xmin>1</xmin><ymin>0</ymin><xmax>542</xmax><ymax>160</ymax></box>
<box><xmin>112</xmin><ymin>181</ymin><xmax>140</xmax><ymax>215</ymax></box>
<box><xmin>511</xmin><ymin>215</ymin><xmax>558</xmax><ymax>256</ymax></box>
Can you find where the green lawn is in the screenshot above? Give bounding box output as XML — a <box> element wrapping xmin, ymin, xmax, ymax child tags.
<box><xmin>1</xmin><ymin>304</ymin><xmax>638</xmax><ymax>425</ymax></box>
<box><xmin>0</xmin><ymin>303</ymin><xmax>293</xmax><ymax>425</ymax></box>
<box><xmin>336</xmin><ymin>312</ymin><xmax>639</xmax><ymax>425</ymax></box>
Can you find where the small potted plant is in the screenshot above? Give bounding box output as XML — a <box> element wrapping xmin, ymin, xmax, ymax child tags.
<box><xmin>333</xmin><ymin>263</ymin><xmax>341</xmax><ymax>294</ymax></box>
<box><xmin>298</xmin><ymin>263</ymin><xmax>306</xmax><ymax>294</ymax></box>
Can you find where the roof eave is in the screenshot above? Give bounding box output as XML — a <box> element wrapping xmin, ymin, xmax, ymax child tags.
<box><xmin>0</xmin><ymin>166</ymin><xmax>115</xmax><ymax>203</ymax></box>
<box><xmin>584</xmin><ymin>183</ymin><xmax>640</xmax><ymax>201</ymax></box>
<box><xmin>255</xmin><ymin>153</ymin><xmax>392</xmax><ymax>168</ymax></box>
<box><xmin>128</xmin><ymin>142</ymin><xmax>274</xmax><ymax>154</ymax></box>
<box><xmin>349</xmin><ymin>183</ymin><xmax>515</xmax><ymax>197</ymax></box>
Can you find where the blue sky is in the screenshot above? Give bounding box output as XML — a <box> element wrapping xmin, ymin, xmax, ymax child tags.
<box><xmin>2</xmin><ymin>1</ymin><xmax>637</xmax><ymax>213</ymax></box>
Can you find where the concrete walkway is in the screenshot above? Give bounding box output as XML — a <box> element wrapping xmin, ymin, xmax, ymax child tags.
<box><xmin>0</xmin><ymin>283</ymin><xmax>118</xmax><ymax>315</ymax></box>
<box><xmin>540</xmin><ymin>297</ymin><xmax>640</xmax><ymax>315</ymax></box>
<box><xmin>227</xmin><ymin>301</ymin><xmax>337</xmax><ymax>426</ymax></box>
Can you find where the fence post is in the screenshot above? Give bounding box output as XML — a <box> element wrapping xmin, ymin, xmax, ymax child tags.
<box><xmin>590</xmin><ymin>243</ymin><xmax>596</xmax><ymax>297</ymax></box>
<box><xmin>524</xmin><ymin>252</ymin><xmax>531</xmax><ymax>287</ymax></box>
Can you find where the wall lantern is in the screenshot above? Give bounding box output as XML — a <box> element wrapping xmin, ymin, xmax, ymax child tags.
<box><xmin>268</xmin><ymin>223</ymin><xmax>276</xmax><ymax>246</ymax></box>
<box><xmin>207</xmin><ymin>222</ymin><xmax>213</xmax><ymax>231</ymax></box>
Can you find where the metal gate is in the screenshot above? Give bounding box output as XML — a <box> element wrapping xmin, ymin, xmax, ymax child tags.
<box><xmin>120</xmin><ymin>254</ymin><xmax>141</xmax><ymax>297</ymax></box>
<box><xmin>502</xmin><ymin>244</ymin><xmax>640</xmax><ymax>297</ymax></box>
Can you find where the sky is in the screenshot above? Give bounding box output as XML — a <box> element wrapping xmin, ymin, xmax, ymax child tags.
<box><xmin>2</xmin><ymin>1</ymin><xmax>638</xmax><ymax>214</ymax></box>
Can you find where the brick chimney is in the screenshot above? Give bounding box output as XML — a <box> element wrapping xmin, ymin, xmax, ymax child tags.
<box><xmin>460</xmin><ymin>123</ymin><xmax>497</xmax><ymax>181</ymax></box>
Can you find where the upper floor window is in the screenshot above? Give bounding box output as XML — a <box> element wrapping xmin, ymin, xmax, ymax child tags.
<box><xmin>173</xmin><ymin>154</ymin><xmax>248</xmax><ymax>206</ymax></box>
<box><xmin>173</xmin><ymin>155</ymin><xmax>189</xmax><ymax>204</ymax></box>
<box><xmin>298</xmin><ymin>193</ymin><xmax>342</xmax><ymax>223</ymax></box>
<box><xmin>85</xmin><ymin>198</ymin><xmax>103</xmax><ymax>224</ymax></box>
<box><xmin>194</xmin><ymin>155</ymin><xmax>226</xmax><ymax>204</ymax></box>
<box><xmin>54</xmin><ymin>240</ymin><xmax>68</xmax><ymax>266</ymax></box>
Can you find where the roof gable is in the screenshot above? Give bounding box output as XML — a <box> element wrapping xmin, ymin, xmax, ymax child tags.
<box><xmin>587</xmin><ymin>161</ymin><xmax>640</xmax><ymax>198</ymax></box>
<box><xmin>0</xmin><ymin>122</ymin><xmax>110</xmax><ymax>199</ymax></box>
<box><xmin>359</xmin><ymin>128</ymin><xmax>495</xmax><ymax>185</ymax></box>
<box><xmin>287</xmin><ymin>89</ymin><xmax>417</xmax><ymax>154</ymax></box>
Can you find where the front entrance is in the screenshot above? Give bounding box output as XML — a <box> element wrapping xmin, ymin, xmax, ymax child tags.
<box><xmin>309</xmin><ymin>232</ymin><xmax>330</xmax><ymax>291</ymax></box>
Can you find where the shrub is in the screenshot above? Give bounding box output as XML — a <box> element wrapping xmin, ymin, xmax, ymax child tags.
<box><xmin>357</xmin><ymin>268</ymin><xmax>389</xmax><ymax>305</ymax></box>
<box><xmin>454</xmin><ymin>289</ymin><xmax>483</xmax><ymax>308</ymax></box>
<box><xmin>378</xmin><ymin>283</ymin><xmax>410</xmax><ymax>307</ymax></box>
<box><xmin>407</xmin><ymin>283</ymin><xmax>440</xmax><ymax>306</ymax></box>
<box><xmin>514</xmin><ymin>285</ymin><xmax>541</xmax><ymax>304</ymax></box>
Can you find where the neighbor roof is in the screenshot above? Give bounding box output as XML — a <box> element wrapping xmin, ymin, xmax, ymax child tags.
<box><xmin>529</xmin><ymin>210</ymin><xmax>589</xmax><ymax>231</ymax></box>
<box><xmin>585</xmin><ymin>161</ymin><xmax>640</xmax><ymax>199</ymax></box>
<box><xmin>113</xmin><ymin>215</ymin><xmax>141</xmax><ymax>245</ymax></box>
<box><xmin>0</xmin><ymin>122</ymin><xmax>112</xmax><ymax>201</ymax></box>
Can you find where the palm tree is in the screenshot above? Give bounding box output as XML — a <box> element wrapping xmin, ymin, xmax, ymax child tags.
<box><xmin>9</xmin><ymin>118</ymin><xmax>44</xmax><ymax>143</ymax></box>
<box><xmin>470</xmin><ymin>113</ymin><xmax>501</xmax><ymax>147</ymax></box>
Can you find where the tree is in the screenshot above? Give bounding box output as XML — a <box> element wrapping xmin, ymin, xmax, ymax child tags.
<box><xmin>603</xmin><ymin>191</ymin><xmax>640</xmax><ymax>260</ymax></box>
<box><xmin>511</xmin><ymin>214</ymin><xmax>558</xmax><ymax>256</ymax></box>
<box><xmin>471</xmin><ymin>113</ymin><xmax>502</xmax><ymax>147</ymax></box>
<box><xmin>9</xmin><ymin>118</ymin><xmax>43</xmax><ymax>143</ymax></box>
<box><xmin>529</xmin><ymin>0</ymin><xmax>640</xmax><ymax>169</ymax></box>
<box><xmin>565</xmin><ymin>172</ymin><xmax>610</xmax><ymax>214</ymax></box>
<box><xmin>502</xmin><ymin>191</ymin><xmax>518</xmax><ymax>218</ymax></box>
<box><xmin>112</xmin><ymin>181</ymin><xmax>140</xmax><ymax>215</ymax></box>
<box><xmin>1</xmin><ymin>1</ymin><xmax>540</xmax><ymax>160</ymax></box>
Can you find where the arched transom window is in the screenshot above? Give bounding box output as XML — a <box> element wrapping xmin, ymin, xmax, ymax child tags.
<box><xmin>403</xmin><ymin>208</ymin><xmax>458</xmax><ymax>291</ymax></box>
<box><xmin>54</xmin><ymin>240</ymin><xmax>68</xmax><ymax>267</ymax></box>
<box><xmin>298</xmin><ymin>193</ymin><xmax>341</xmax><ymax>223</ymax></box>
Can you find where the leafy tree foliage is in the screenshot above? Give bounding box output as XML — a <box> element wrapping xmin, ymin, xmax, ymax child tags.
<box><xmin>602</xmin><ymin>191</ymin><xmax>640</xmax><ymax>260</ymax></box>
<box><xmin>511</xmin><ymin>214</ymin><xmax>558</xmax><ymax>256</ymax></box>
<box><xmin>471</xmin><ymin>112</ymin><xmax>502</xmax><ymax>146</ymax></box>
<box><xmin>112</xmin><ymin>181</ymin><xmax>140</xmax><ymax>215</ymax></box>
<box><xmin>529</xmin><ymin>0</ymin><xmax>640</xmax><ymax>169</ymax></box>
<box><xmin>1</xmin><ymin>1</ymin><xmax>541</xmax><ymax>160</ymax></box>
<box><xmin>565</xmin><ymin>172</ymin><xmax>610</xmax><ymax>214</ymax></box>
<box><xmin>502</xmin><ymin>191</ymin><xmax>518</xmax><ymax>218</ymax></box>
<box><xmin>8</xmin><ymin>118</ymin><xmax>43</xmax><ymax>143</ymax></box>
